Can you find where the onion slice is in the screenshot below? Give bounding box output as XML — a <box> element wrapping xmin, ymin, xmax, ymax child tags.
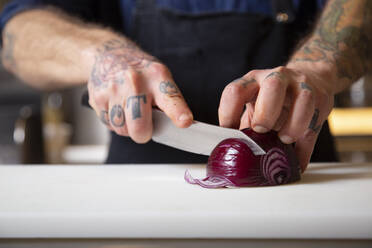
<box><xmin>184</xmin><ymin>170</ymin><xmax>235</xmax><ymax>188</ymax></box>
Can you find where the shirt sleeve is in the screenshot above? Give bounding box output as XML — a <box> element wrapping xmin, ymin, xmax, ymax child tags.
<box><xmin>0</xmin><ymin>0</ymin><xmax>96</xmax><ymax>36</ymax></box>
<box><xmin>0</xmin><ymin>0</ymin><xmax>44</xmax><ymax>34</ymax></box>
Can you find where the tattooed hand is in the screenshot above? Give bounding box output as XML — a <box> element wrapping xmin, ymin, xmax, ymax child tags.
<box><xmin>219</xmin><ymin>66</ymin><xmax>334</xmax><ymax>172</ymax></box>
<box><xmin>219</xmin><ymin>0</ymin><xmax>372</xmax><ymax>172</ymax></box>
<box><xmin>87</xmin><ymin>38</ymin><xmax>193</xmax><ymax>143</ymax></box>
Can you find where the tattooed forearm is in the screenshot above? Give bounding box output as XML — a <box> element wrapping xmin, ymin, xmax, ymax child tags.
<box><xmin>294</xmin><ymin>40</ymin><xmax>329</xmax><ymax>63</ymax></box>
<box><xmin>308</xmin><ymin>109</ymin><xmax>322</xmax><ymax>133</ymax></box>
<box><xmin>159</xmin><ymin>81</ymin><xmax>181</xmax><ymax>97</ymax></box>
<box><xmin>2</xmin><ymin>30</ymin><xmax>17</xmax><ymax>70</ymax></box>
<box><xmin>110</xmin><ymin>104</ymin><xmax>125</xmax><ymax>127</ymax></box>
<box><xmin>292</xmin><ymin>0</ymin><xmax>372</xmax><ymax>84</ymax></box>
<box><xmin>126</xmin><ymin>94</ymin><xmax>147</xmax><ymax>120</ymax></box>
<box><xmin>90</xmin><ymin>39</ymin><xmax>157</xmax><ymax>89</ymax></box>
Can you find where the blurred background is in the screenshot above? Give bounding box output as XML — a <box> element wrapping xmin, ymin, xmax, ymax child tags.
<box><xmin>1</xmin><ymin>55</ymin><xmax>371</xmax><ymax>165</ymax></box>
<box><xmin>0</xmin><ymin>58</ymin><xmax>110</xmax><ymax>164</ymax></box>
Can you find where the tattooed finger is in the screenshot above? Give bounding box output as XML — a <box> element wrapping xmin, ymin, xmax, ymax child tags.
<box><xmin>264</xmin><ymin>71</ymin><xmax>285</xmax><ymax>81</ymax></box>
<box><xmin>251</xmin><ymin>69</ymin><xmax>288</xmax><ymax>132</ymax></box>
<box><xmin>110</xmin><ymin>104</ymin><xmax>125</xmax><ymax>127</ymax></box>
<box><xmin>155</xmin><ymin>80</ymin><xmax>192</xmax><ymax>128</ymax></box>
<box><xmin>159</xmin><ymin>81</ymin><xmax>181</xmax><ymax>97</ymax></box>
<box><xmin>300</xmin><ymin>82</ymin><xmax>313</xmax><ymax>92</ymax></box>
<box><xmin>126</xmin><ymin>94</ymin><xmax>147</xmax><ymax>120</ymax></box>
<box><xmin>100</xmin><ymin>110</ymin><xmax>110</xmax><ymax>125</ymax></box>
<box><xmin>232</xmin><ymin>77</ymin><xmax>257</xmax><ymax>89</ymax></box>
<box><xmin>308</xmin><ymin>109</ymin><xmax>322</xmax><ymax>133</ymax></box>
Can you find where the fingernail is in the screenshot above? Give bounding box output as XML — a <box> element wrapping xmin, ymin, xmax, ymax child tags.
<box><xmin>253</xmin><ymin>125</ymin><xmax>269</xmax><ymax>133</ymax></box>
<box><xmin>178</xmin><ymin>113</ymin><xmax>192</xmax><ymax>122</ymax></box>
<box><xmin>280</xmin><ymin>135</ymin><xmax>294</xmax><ymax>144</ymax></box>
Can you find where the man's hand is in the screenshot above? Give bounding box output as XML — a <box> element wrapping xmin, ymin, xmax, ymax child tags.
<box><xmin>0</xmin><ymin>8</ymin><xmax>193</xmax><ymax>144</ymax></box>
<box><xmin>87</xmin><ymin>39</ymin><xmax>193</xmax><ymax>143</ymax></box>
<box><xmin>219</xmin><ymin>0</ymin><xmax>372</xmax><ymax>172</ymax></box>
<box><xmin>219</xmin><ymin>66</ymin><xmax>334</xmax><ymax>172</ymax></box>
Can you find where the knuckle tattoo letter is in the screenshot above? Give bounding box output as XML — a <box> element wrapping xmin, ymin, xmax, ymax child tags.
<box><xmin>300</xmin><ymin>82</ymin><xmax>313</xmax><ymax>91</ymax></box>
<box><xmin>308</xmin><ymin>108</ymin><xmax>322</xmax><ymax>133</ymax></box>
<box><xmin>100</xmin><ymin>110</ymin><xmax>110</xmax><ymax>125</ymax></box>
<box><xmin>126</xmin><ymin>94</ymin><xmax>147</xmax><ymax>120</ymax></box>
<box><xmin>232</xmin><ymin>77</ymin><xmax>256</xmax><ymax>88</ymax></box>
<box><xmin>110</xmin><ymin>104</ymin><xmax>125</xmax><ymax>127</ymax></box>
<box><xmin>159</xmin><ymin>81</ymin><xmax>180</xmax><ymax>96</ymax></box>
<box><xmin>265</xmin><ymin>71</ymin><xmax>285</xmax><ymax>81</ymax></box>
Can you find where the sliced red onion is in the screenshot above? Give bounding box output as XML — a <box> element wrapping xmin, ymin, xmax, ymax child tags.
<box><xmin>184</xmin><ymin>170</ymin><xmax>235</xmax><ymax>188</ymax></box>
<box><xmin>185</xmin><ymin>129</ymin><xmax>301</xmax><ymax>188</ymax></box>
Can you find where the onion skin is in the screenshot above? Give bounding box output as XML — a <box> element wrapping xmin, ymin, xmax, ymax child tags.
<box><xmin>185</xmin><ymin>129</ymin><xmax>301</xmax><ymax>188</ymax></box>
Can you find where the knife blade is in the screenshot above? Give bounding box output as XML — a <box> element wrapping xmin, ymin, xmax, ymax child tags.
<box><xmin>152</xmin><ymin>109</ymin><xmax>266</xmax><ymax>156</ymax></box>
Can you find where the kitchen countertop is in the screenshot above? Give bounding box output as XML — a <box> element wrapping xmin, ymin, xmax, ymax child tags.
<box><xmin>0</xmin><ymin>163</ymin><xmax>371</xmax><ymax>242</ymax></box>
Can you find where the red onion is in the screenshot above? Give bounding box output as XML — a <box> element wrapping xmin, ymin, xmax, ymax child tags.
<box><xmin>185</xmin><ymin>129</ymin><xmax>301</xmax><ymax>188</ymax></box>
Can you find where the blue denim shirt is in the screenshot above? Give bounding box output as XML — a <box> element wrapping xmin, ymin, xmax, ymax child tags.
<box><xmin>0</xmin><ymin>0</ymin><xmax>326</xmax><ymax>35</ymax></box>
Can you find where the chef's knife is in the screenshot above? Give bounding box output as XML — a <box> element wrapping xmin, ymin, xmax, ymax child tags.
<box><xmin>152</xmin><ymin>109</ymin><xmax>266</xmax><ymax>156</ymax></box>
<box><xmin>80</xmin><ymin>92</ymin><xmax>266</xmax><ymax>156</ymax></box>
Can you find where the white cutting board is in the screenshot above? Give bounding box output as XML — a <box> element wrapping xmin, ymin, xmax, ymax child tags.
<box><xmin>0</xmin><ymin>163</ymin><xmax>371</xmax><ymax>239</ymax></box>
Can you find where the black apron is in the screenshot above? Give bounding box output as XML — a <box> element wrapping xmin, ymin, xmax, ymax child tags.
<box><xmin>99</xmin><ymin>0</ymin><xmax>338</xmax><ymax>164</ymax></box>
